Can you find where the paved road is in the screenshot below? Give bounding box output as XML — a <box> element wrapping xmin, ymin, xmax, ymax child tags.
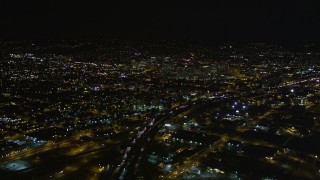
<box><xmin>106</xmin><ymin>99</ymin><xmax>228</xmax><ymax>180</ymax></box>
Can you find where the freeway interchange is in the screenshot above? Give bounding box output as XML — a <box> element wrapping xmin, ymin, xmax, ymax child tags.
<box><xmin>1</xmin><ymin>76</ymin><xmax>319</xmax><ymax>179</ymax></box>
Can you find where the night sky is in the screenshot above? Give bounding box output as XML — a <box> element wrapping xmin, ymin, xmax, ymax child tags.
<box><xmin>1</xmin><ymin>1</ymin><xmax>320</xmax><ymax>42</ymax></box>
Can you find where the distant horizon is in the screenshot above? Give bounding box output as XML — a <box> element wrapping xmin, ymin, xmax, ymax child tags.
<box><xmin>1</xmin><ymin>38</ymin><xmax>320</xmax><ymax>45</ymax></box>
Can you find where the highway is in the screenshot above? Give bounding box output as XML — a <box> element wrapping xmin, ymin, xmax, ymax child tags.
<box><xmin>0</xmin><ymin>136</ymin><xmax>80</xmax><ymax>164</ymax></box>
<box><xmin>105</xmin><ymin>77</ymin><xmax>320</xmax><ymax>180</ymax></box>
<box><xmin>2</xmin><ymin>76</ymin><xmax>317</xmax><ymax>179</ymax></box>
<box><xmin>0</xmin><ymin>139</ymin><xmax>130</xmax><ymax>179</ymax></box>
<box><xmin>106</xmin><ymin>99</ymin><xmax>227</xmax><ymax>180</ymax></box>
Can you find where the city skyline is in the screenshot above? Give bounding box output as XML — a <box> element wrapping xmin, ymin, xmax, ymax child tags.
<box><xmin>1</xmin><ymin>1</ymin><xmax>320</xmax><ymax>180</ymax></box>
<box><xmin>0</xmin><ymin>40</ymin><xmax>320</xmax><ymax>179</ymax></box>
